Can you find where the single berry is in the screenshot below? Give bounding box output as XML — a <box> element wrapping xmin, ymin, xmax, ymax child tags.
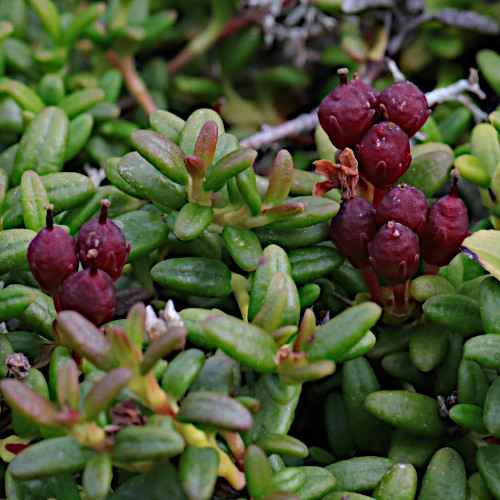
<box><xmin>376</xmin><ymin>81</ymin><xmax>430</xmax><ymax>137</ymax></box>
<box><xmin>318</xmin><ymin>68</ymin><xmax>375</xmax><ymax>149</ymax></box>
<box><xmin>59</xmin><ymin>253</ymin><xmax>116</xmax><ymax>326</ymax></box>
<box><xmin>330</xmin><ymin>196</ymin><xmax>378</xmax><ymax>269</ymax></box>
<box><xmin>356</xmin><ymin>121</ymin><xmax>412</xmax><ymax>189</ymax></box>
<box><xmin>368</xmin><ymin>221</ymin><xmax>420</xmax><ymax>285</ymax></box>
<box><xmin>376</xmin><ymin>183</ymin><xmax>428</xmax><ymax>235</ymax></box>
<box><xmin>77</xmin><ymin>200</ymin><xmax>130</xmax><ymax>281</ymax></box>
<box><xmin>420</xmin><ymin>171</ymin><xmax>469</xmax><ymax>267</ymax></box>
<box><xmin>351</xmin><ymin>73</ymin><xmax>379</xmax><ymax>107</ymax></box>
<box><xmin>27</xmin><ymin>205</ymin><xmax>78</xmax><ymax>294</ymax></box>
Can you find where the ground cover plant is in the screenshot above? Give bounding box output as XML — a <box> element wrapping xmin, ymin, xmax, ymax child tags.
<box><xmin>0</xmin><ymin>0</ymin><xmax>500</xmax><ymax>499</ymax></box>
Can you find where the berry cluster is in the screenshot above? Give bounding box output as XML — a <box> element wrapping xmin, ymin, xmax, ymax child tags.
<box><xmin>330</xmin><ymin>172</ymin><xmax>469</xmax><ymax>294</ymax></box>
<box><xmin>27</xmin><ymin>200</ymin><xmax>130</xmax><ymax>326</ymax></box>
<box><xmin>318</xmin><ymin>69</ymin><xmax>430</xmax><ymax>189</ymax></box>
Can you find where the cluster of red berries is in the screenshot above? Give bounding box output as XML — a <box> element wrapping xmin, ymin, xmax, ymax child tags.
<box><xmin>27</xmin><ymin>200</ymin><xmax>130</xmax><ymax>326</ymax></box>
<box><xmin>331</xmin><ymin>174</ymin><xmax>469</xmax><ymax>288</ymax></box>
<box><xmin>318</xmin><ymin>68</ymin><xmax>430</xmax><ymax>189</ymax></box>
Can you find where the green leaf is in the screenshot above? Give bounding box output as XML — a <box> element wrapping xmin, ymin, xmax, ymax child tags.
<box><xmin>0</xmin><ymin>229</ymin><xmax>36</xmax><ymax>275</ymax></box>
<box><xmin>83</xmin><ymin>454</ymin><xmax>112</xmax><ymax>500</ymax></box>
<box><xmin>201</xmin><ymin>315</ymin><xmax>277</xmax><ymax>372</ymax></box>
<box><xmin>12</xmin><ymin>107</ymin><xmax>69</xmax><ymax>186</ymax></box>
<box><xmin>483</xmin><ymin>377</ymin><xmax>500</xmax><ymax>435</ymax></box>
<box><xmin>118</xmin><ymin>152</ymin><xmax>187</xmax><ymax>211</ymax></box>
<box><xmin>54</xmin><ymin>311</ymin><xmax>115</xmax><ymax>371</ymax></box>
<box><xmin>9</xmin><ymin>437</ymin><xmax>98</xmax><ymax>479</ymax></box>
<box><xmin>222</xmin><ymin>226</ymin><xmax>262</xmax><ymax>272</ymax></box>
<box><xmin>254</xmin><ymin>434</ymin><xmax>308</xmax><ymax>458</ymax></box>
<box><xmin>203</xmin><ymin>148</ymin><xmax>258</xmax><ymax>192</ymax></box>
<box><xmin>479</xmin><ymin>276</ymin><xmax>500</xmax><ymax>334</ymax></box>
<box><xmin>418</xmin><ymin>448</ymin><xmax>466</xmax><ymax>500</ymax></box>
<box><xmin>110</xmin><ymin>459</ymin><xmax>187</xmax><ymax>499</ymax></box>
<box><xmin>422</xmin><ymin>294</ymin><xmax>483</xmax><ymax>336</ymax></box>
<box><xmin>372</xmin><ymin>462</ymin><xmax>418</xmax><ymax>500</ymax></box>
<box><xmin>364</xmin><ymin>390</ymin><xmax>447</xmax><ymax>437</ymax></box>
<box><xmin>399</xmin><ymin>142</ymin><xmax>454</xmax><ymax>196</ymax></box>
<box><xmin>113</xmin><ymin>420</ymin><xmax>184</xmax><ymax>462</ymax></box>
<box><xmin>476</xmin><ymin>445</ymin><xmax>500</xmax><ymax>499</ymax></box>
<box><xmin>326</xmin><ymin>457</ymin><xmax>395</xmax><ymax>492</ymax></box>
<box><xmin>28</xmin><ymin>0</ymin><xmax>61</xmax><ymax>41</ymax></box>
<box><xmin>83</xmin><ymin>368</ymin><xmax>131</xmax><ymax>420</ymax></box>
<box><xmin>305</xmin><ymin>302</ymin><xmax>381</xmax><ymax>362</ymax></box>
<box><xmin>0</xmin><ymin>285</ymin><xmax>36</xmax><ymax>322</ymax></box>
<box><xmin>113</xmin><ymin>210</ymin><xmax>167</xmax><ymax>261</ymax></box>
<box><xmin>267</xmin><ymin>196</ymin><xmax>339</xmax><ymax>229</ymax></box>
<box><xmin>20</xmin><ymin>171</ymin><xmax>49</xmax><ymax>232</ymax></box>
<box><xmin>470</xmin><ymin>123</ymin><xmax>500</xmax><ymax>178</ymax></box>
<box><xmin>151</xmin><ymin>257</ymin><xmax>232</xmax><ymax>297</ymax></box>
<box><xmin>244</xmin><ymin>445</ymin><xmax>273</xmax><ymax>499</ymax></box>
<box><xmin>173</xmin><ymin>203</ymin><xmax>213</xmax><ymax>241</ymax></box>
<box><xmin>131</xmin><ymin>130</ymin><xmax>189</xmax><ymax>186</ymax></box>
<box><xmin>179</xmin><ymin>447</ymin><xmax>219</xmax><ymax>500</ymax></box>
<box><xmin>463</xmin><ymin>334</ymin><xmax>500</xmax><ymax>370</ymax></box>
<box><xmin>178</xmin><ymin>391</ymin><xmax>253</xmax><ymax>431</ymax></box>
<box><xmin>462</xmin><ymin>230</ymin><xmax>500</xmax><ymax>281</ymax></box>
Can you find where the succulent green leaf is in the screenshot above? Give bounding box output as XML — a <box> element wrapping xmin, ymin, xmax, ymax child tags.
<box><xmin>173</xmin><ymin>203</ymin><xmax>213</xmax><ymax>241</ymax></box>
<box><xmin>0</xmin><ymin>285</ymin><xmax>36</xmax><ymax>322</ymax></box>
<box><xmin>178</xmin><ymin>390</ymin><xmax>253</xmax><ymax>431</ymax></box>
<box><xmin>54</xmin><ymin>311</ymin><xmax>116</xmax><ymax>371</ymax></box>
<box><xmin>131</xmin><ymin>130</ymin><xmax>189</xmax><ymax>186</ymax></box>
<box><xmin>365</xmin><ymin>390</ymin><xmax>447</xmax><ymax>437</ymax></box>
<box><xmin>422</xmin><ymin>294</ymin><xmax>483</xmax><ymax>336</ymax></box>
<box><xmin>201</xmin><ymin>315</ymin><xmax>277</xmax><ymax>372</ymax></box>
<box><xmin>327</xmin><ymin>457</ymin><xmax>395</xmax><ymax>493</ymax></box>
<box><xmin>84</xmin><ymin>368</ymin><xmax>131</xmax><ymax>420</ymax></box>
<box><xmin>399</xmin><ymin>142</ymin><xmax>454</xmax><ymax>197</ymax></box>
<box><xmin>418</xmin><ymin>448</ymin><xmax>466</xmax><ymax>500</ymax></box>
<box><xmin>305</xmin><ymin>302</ymin><xmax>381</xmax><ymax>362</ymax></box>
<box><xmin>179</xmin><ymin>447</ymin><xmax>219</xmax><ymax>500</ymax></box>
<box><xmin>151</xmin><ymin>257</ymin><xmax>232</xmax><ymax>297</ymax></box>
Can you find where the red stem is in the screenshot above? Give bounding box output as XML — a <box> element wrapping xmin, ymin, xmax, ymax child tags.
<box><xmin>391</xmin><ymin>282</ymin><xmax>408</xmax><ymax>315</ymax></box>
<box><xmin>362</xmin><ymin>266</ymin><xmax>384</xmax><ymax>305</ymax></box>
<box><xmin>423</xmin><ymin>263</ymin><xmax>440</xmax><ymax>275</ymax></box>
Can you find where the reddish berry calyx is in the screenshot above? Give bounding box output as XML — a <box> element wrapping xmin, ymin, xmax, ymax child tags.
<box><xmin>27</xmin><ymin>204</ymin><xmax>78</xmax><ymax>294</ymax></box>
<box><xmin>368</xmin><ymin>221</ymin><xmax>420</xmax><ymax>285</ymax></box>
<box><xmin>420</xmin><ymin>171</ymin><xmax>469</xmax><ymax>267</ymax></box>
<box><xmin>59</xmin><ymin>266</ymin><xmax>116</xmax><ymax>326</ymax></box>
<box><xmin>376</xmin><ymin>81</ymin><xmax>430</xmax><ymax>138</ymax></box>
<box><xmin>77</xmin><ymin>199</ymin><xmax>130</xmax><ymax>281</ymax></box>
<box><xmin>376</xmin><ymin>183</ymin><xmax>428</xmax><ymax>236</ymax></box>
<box><xmin>356</xmin><ymin>121</ymin><xmax>412</xmax><ymax>189</ymax></box>
<box><xmin>330</xmin><ymin>196</ymin><xmax>378</xmax><ymax>269</ymax></box>
<box><xmin>318</xmin><ymin>68</ymin><xmax>375</xmax><ymax>149</ymax></box>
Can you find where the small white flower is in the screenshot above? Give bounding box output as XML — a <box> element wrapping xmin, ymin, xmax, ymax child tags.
<box><xmin>145</xmin><ymin>301</ymin><xmax>184</xmax><ymax>342</ymax></box>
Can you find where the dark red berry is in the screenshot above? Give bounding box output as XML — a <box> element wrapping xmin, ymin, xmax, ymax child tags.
<box><xmin>420</xmin><ymin>172</ymin><xmax>469</xmax><ymax>267</ymax></box>
<box><xmin>376</xmin><ymin>183</ymin><xmax>428</xmax><ymax>235</ymax></box>
<box><xmin>330</xmin><ymin>196</ymin><xmax>378</xmax><ymax>269</ymax></box>
<box><xmin>368</xmin><ymin>221</ymin><xmax>420</xmax><ymax>285</ymax></box>
<box><xmin>59</xmin><ymin>262</ymin><xmax>115</xmax><ymax>326</ymax></box>
<box><xmin>77</xmin><ymin>200</ymin><xmax>130</xmax><ymax>281</ymax></box>
<box><xmin>376</xmin><ymin>81</ymin><xmax>430</xmax><ymax>138</ymax></box>
<box><xmin>356</xmin><ymin>121</ymin><xmax>412</xmax><ymax>189</ymax></box>
<box><xmin>27</xmin><ymin>205</ymin><xmax>78</xmax><ymax>294</ymax></box>
<box><xmin>351</xmin><ymin>73</ymin><xmax>379</xmax><ymax>107</ymax></box>
<box><xmin>318</xmin><ymin>68</ymin><xmax>375</xmax><ymax>149</ymax></box>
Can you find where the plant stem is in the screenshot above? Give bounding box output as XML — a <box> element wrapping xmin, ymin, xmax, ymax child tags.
<box><xmin>106</xmin><ymin>50</ymin><xmax>157</xmax><ymax>116</ymax></box>
<box><xmin>362</xmin><ymin>266</ymin><xmax>384</xmax><ymax>305</ymax></box>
